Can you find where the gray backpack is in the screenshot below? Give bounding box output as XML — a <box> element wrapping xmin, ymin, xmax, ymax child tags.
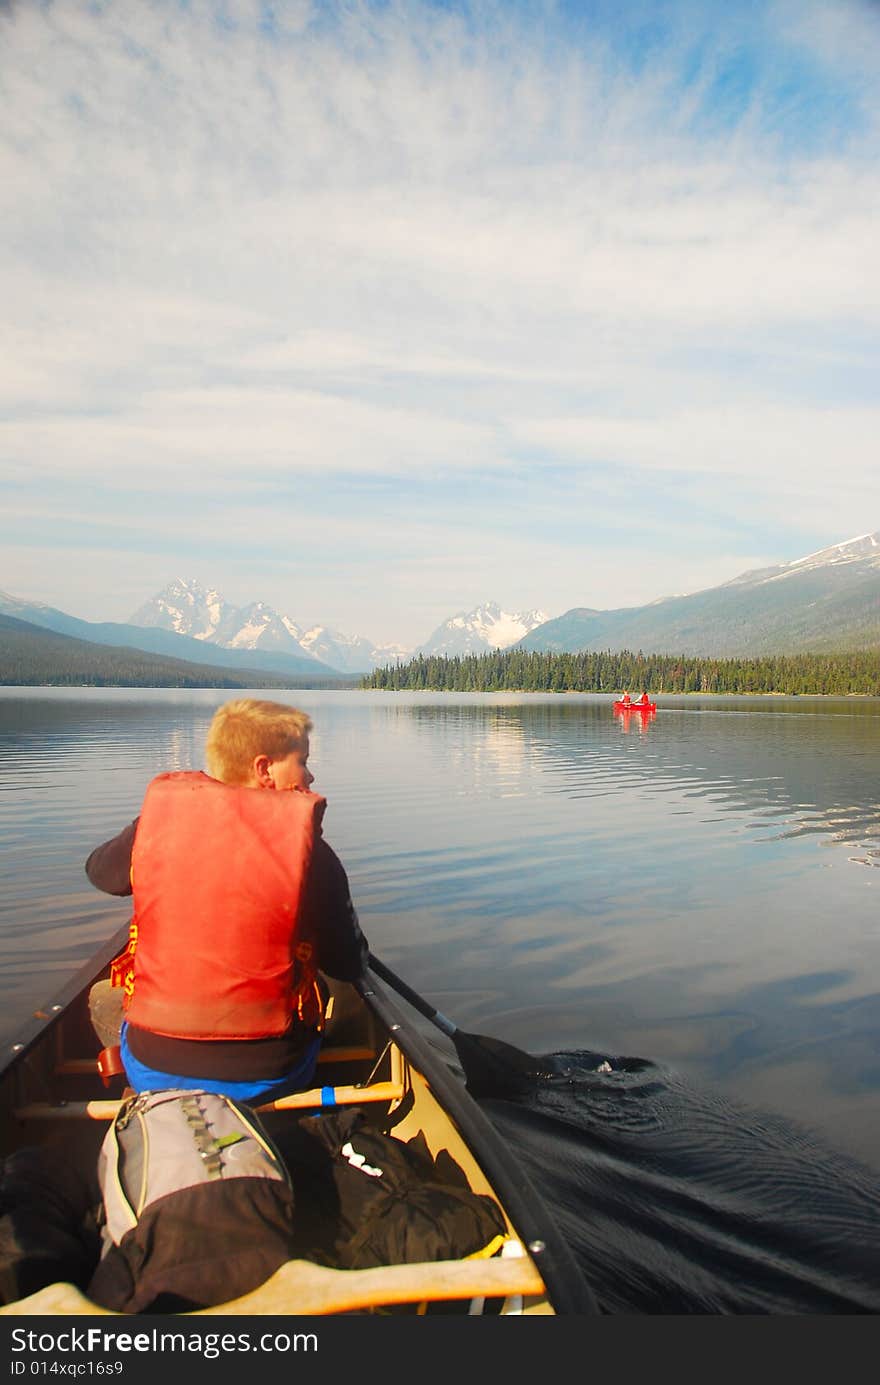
<box><xmin>90</xmin><ymin>1089</ymin><xmax>295</xmax><ymax>1312</ymax></box>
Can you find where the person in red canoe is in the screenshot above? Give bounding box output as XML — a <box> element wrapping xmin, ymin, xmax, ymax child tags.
<box><xmin>620</xmin><ymin>690</ymin><xmax>632</xmax><ymax>705</ymax></box>
<box><xmin>637</xmin><ymin>691</ymin><xmax>651</xmax><ymax>706</ymax></box>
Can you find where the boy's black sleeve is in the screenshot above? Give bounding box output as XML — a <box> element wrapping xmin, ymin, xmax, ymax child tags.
<box><xmin>305</xmin><ymin>837</ymin><xmax>369</xmax><ymax>981</ymax></box>
<box><xmin>85</xmin><ymin>820</ymin><xmax>138</xmax><ymax>897</ymax></box>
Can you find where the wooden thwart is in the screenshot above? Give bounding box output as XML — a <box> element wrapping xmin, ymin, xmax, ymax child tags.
<box><xmin>0</xmin><ymin>1254</ymin><xmax>546</xmax><ymax>1317</ymax></box>
<box><xmin>14</xmin><ymin>1079</ymin><xmax>406</xmax><ymax>1124</ymax></box>
<box><xmin>258</xmin><ymin>1080</ymin><xmax>404</xmax><ymax>1112</ymax></box>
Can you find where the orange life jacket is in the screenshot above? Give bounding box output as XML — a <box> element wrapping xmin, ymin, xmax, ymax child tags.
<box><xmin>116</xmin><ymin>771</ymin><xmax>326</xmax><ymax>1041</ymax></box>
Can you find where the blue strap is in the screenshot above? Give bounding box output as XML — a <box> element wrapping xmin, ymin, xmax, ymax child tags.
<box><xmin>321</xmin><ymin>1086</ymin><xmax>336</xmax><ymax>1106</ymax></box>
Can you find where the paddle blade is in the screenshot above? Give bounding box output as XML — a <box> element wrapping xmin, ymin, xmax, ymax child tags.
<box><xmin>451</xmin><ymin>1028</ymin><xmax>552</xmax><ymax>1100</ymax></box>
<box><xmin>366</xmin><ymin>952</ymin><xmax>550</xmax><ymax>1100</ymax></box>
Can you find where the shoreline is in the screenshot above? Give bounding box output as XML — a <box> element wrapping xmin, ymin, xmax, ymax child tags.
<box><xmin>2</xmin><ymin>683</ymin><xmax>879</xmax><ymax>702</ymax></box>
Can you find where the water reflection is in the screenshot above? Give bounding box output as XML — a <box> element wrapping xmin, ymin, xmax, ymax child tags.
<box><xmin>0</xmin><ymin>688</ymin><xmax>879</xmax><ymax>1175</ymax></box>
<box><xmin>391</xmin><ymin>694</ymin><xmax>880</xmax><ymax>857</ymax></box>
<box><xmin>614</xmin><ymin>705</ymin><xmax>656</xmax><ymax>735</ymax></box>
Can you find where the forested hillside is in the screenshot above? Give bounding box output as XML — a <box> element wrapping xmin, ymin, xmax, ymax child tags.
<box><xmin>518</xmin><ymin>534</ymin><xmax>880</xmax><ymax>658</ymax></box>
<box><xmin>363</xmin><ymin>648</ymin><xmax>880</xmax><ymax>696</ymax></box>
<box><xmin>0</xmin><ymin>614</ymin><xmax>321</xmax><ymax>688</ymax></box>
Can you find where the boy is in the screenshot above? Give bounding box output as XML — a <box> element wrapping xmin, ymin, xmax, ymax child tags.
<box><xmin>86</xmin><ymin>698</ymin><xmax>368</xmax><ymax>1101</ymax></box>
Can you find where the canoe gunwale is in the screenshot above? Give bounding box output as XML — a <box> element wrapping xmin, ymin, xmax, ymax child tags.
<box><xmin>358</xmin><ymin>969</ymin><xmax>600</xmax><ymax>1315</ymax></box>
<box><xmin>0</xmin><ymin>924</ymin><xmax>131</xmax><ymax>1084</ymax></box>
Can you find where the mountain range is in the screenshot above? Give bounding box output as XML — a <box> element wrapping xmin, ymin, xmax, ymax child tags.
<box><xmin>0</xmin><ymin>591</ymin><xmax>345</xmax><ymax>681</ymax></box>
<box><xmin>0</xmin><ymin>612</ymin><xmax>295</xmax><ymax>690</ymax></box>
<box><xmin>128</xmin><ymin>578</ymin><xmax>407</xmax><ymax>675</ymax></box>
<box><xmin>517</xmin><ymin>532</ymin><xmax>880</xmax><ymax>658</ymax></box>
<box><xmin>1</xmin><ymin>530</ymin><xmax>878</xmax><ymax>686</ymax></box>
<box><xmin>0</xmin><ymin>584</ymin><xmax>553</xmax><ymax>682</ymax></box>
<box><xmin>127</xmin><ymin>580</ymin><xmax>550</xmax><ymax>672</ymax></box>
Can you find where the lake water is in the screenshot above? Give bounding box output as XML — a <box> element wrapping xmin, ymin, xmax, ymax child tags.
<box><xmin>1</xmin><ymin>686</ymin><xmax>879</xmax><ymax>1313</ymax></box>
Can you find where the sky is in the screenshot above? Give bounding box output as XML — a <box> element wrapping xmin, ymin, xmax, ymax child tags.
<box><xmin>1</xmin><ymin>0</ymin><xmax>878</xmax><ymax>649</ymax></box>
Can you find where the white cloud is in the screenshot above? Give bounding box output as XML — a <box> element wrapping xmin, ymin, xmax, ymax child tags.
<box><xmin>512</xmin><ymin>401</ymin><xmax>879</xmax><ymax>484</ymax></box>
<box><xmin>1</xmin><ymin>0</ymin><xmax>878</xmax><ymax>639</ymax></box>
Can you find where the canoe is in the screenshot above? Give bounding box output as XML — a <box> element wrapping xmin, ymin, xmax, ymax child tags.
<box><xmin>614</xmin><ymin>701</ymin><xmax>656</xmax><ymax>713</ymax></box>
<box><xmin>0</xmin><ymin>926</ymin><xmax>598</xmax><ymax>1317</ymax></box>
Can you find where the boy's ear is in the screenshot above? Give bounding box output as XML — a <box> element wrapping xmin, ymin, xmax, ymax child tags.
<box><xmin>253</xmin><ymin>754</ymin><xmax>273</xmax><ymax>788</ymax></box>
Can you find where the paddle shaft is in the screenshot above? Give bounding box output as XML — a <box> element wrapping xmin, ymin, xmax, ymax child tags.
<box><xmin>367</xmin><ymin>953</ymin><xmax>458</xmax><ymax>1038</ymax></box>
<box><xmin>366</xmin><ymin>952</ymin><xmax>545</xmax><ymax>1098</ymax></box>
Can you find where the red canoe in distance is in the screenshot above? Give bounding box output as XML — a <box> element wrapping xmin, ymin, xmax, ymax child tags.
<box><xmin>613</xmin><ymin>699</ymin><xmax>656</xmax><ymax>713</ymax></box>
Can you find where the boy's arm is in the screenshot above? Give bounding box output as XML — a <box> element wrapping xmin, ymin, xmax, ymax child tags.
<box><xmin>85</xmin><ymin>819</ymin><xmax>138</xmax><ymax>896</ymax></box>
<box><xmin>306</xmin><ymin>837</ymin><xmax>369</xmax><ymax>980</ymax></box>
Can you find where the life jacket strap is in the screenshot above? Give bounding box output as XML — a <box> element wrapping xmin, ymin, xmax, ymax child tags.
<box><xmin>97</xmin><ymin>1045</ymin><xmax>125</xmax><ymax>1088</ymax></box>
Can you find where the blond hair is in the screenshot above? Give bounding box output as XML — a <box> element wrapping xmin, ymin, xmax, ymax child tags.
<box><xmin>205</xmin><ymin>698</ymin><xmax>312</xmax><ymax>785</ymax></box>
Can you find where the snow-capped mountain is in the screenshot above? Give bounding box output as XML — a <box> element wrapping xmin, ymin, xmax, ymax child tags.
<box><xmin>128</xmin><ymin>582</ymin><xmax>553</xmax><ymax>671</ymax></box>
<box><xmin>722</xmin><ymin>532</ymin><xmax>880</xmax><ymax>588</ymax></box>
<box><xmin>129</xmin><ymin>579</ymin><xmax>237</xmax><ymax>643</ymax></box>
<box><xmin>417</xmin><ymin>602</ymin><xmax>551</xmax><ymax>657</ymax></box>
<box><xmin>212</xmin><ymin>602</ymin><xmax>307</xmax><ymax>654</ymax></box>
<box><xmin>520</xmin><ymin>531</ymin><xmax>880</xmax><ymax>658</ymax></box>
<box><xmin>299</xmin><ymin>626</ymin><xmax>410</xmax><ymax>674</ymax></box>
<box><xmin>129</xmin><ymin>579</ymin><xmax>407</xmax><ymax>674</ymax></box>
